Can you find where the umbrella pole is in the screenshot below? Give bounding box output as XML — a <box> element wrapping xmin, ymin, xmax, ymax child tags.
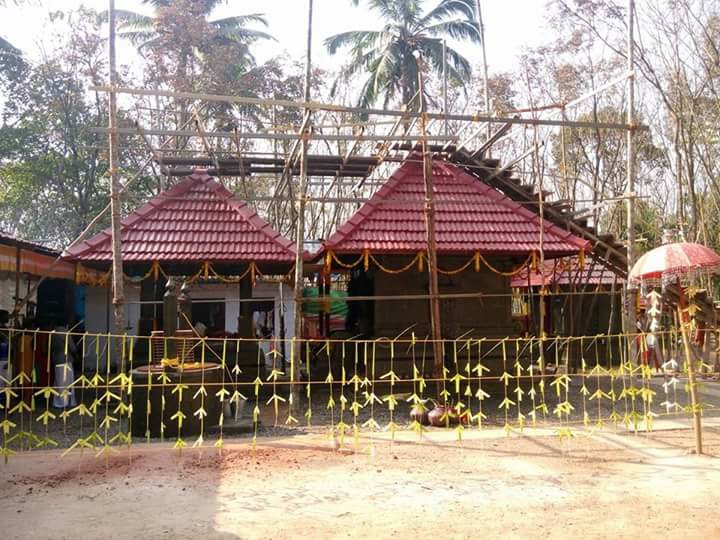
<box><xmin>676</xmin><ymin>286</ymin><xmax>703</xmax><ymax>454</ymax></box>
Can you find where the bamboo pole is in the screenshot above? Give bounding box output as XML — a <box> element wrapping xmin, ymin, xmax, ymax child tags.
<box><xmin>442</xmin><ymin>38</ymin><xmax>448</xmax><ymax>137</ymax></box>
<box><xmin>475</xmin><ymin>0</ymin><xmax>491</xmax><ymax>145</ymax></box>
<box><xmin>90</xmin><ymin>85</ymin><xmax>648</xmax><ymax>131</ymax></box>
<box><xmin>108</xmin><ymin>0</ymin><xmax>126</xmax><ymax>344</ymax></box>
<box><xmin>291</xmin><ymin>0</ymin><xmax>314</xmax><ymax>413</ymax></box>
<box><xmin>677</xmin><ymin>300</ymin><xmax>703</xmax><ymax>455</ymax></box>
<box><xmin>11</xmin><ymin>245</ymin><xmax>21</xmax><ymax>327</ymax></box>
<box><xmin>416</xmin><ymin>54</ymin><xmax>445</xmax><ymax>392</ymax></box>
<box><xmin>625</xmin><ymin>0</ymin><xmax>638</xmax><ymax>360</ymax></box>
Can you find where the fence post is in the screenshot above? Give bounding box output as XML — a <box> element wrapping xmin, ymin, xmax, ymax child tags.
<box><xmin>678</xmin><ymin>306</ymin><xmax>702</xmax><ymax>454</ymax></box>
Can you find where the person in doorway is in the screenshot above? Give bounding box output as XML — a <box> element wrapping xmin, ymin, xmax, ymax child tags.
<box><xmin>50</xmin><ymin>320</ymin><xmax>77</xmax><ymax>409</ymax></box>
<box><xmin>635</xmin><ymin>313</ymin><xmax>646</xmax><ymax>365</ymax></box>
<box><xmin>645</xmin><ymin>318</ymin><xmax>664</xmax><ymax>374</ymax></box>
<box><xmin>253</xmin><ymin>310</ymin><xmax>274</xmax><ymax>372</ymax></box>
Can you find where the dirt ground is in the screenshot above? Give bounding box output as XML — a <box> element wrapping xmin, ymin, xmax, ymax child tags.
<box><xmin>1</xmin><ymin>423</ymin><xmax>719</xmax><ymax>540</ymax></box>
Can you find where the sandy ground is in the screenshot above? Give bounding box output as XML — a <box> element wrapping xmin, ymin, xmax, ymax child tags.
<box><xmin>1</xmin><ymin>423</ymin><xmax>720</xmax><ymax>540</ymax></box>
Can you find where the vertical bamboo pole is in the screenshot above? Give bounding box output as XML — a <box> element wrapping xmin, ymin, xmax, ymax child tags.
<box><xmin>291</xmin><ymin>0</ymin><xmax>314</xmax><ymax>409</ymax></box>
<box><xmin>108</xmin><ymin>0</ymin><xmax>126</xmax><ymax>349</ymax></box>
<box><xmin>625</xmin><ymin>0</ymin><xmax>638</xmax><ymax>357</ymax></box>
<box><xmin>442</xmin><ymin>39</ymin><xmax>448</xmax><ymax>137</ymax></box>
<box><xmin>416</xmin><ymin>54</ymin><xmax>444</xmax><ymax>391</ymax></box>
<box><xmin>475</xmin><ymin>1</ymin><xmax>491</xmax><ymax>145</ymax></box>
<box><xmin>676</xmin><ymin>294</ymin><xmax>702</xmax><ymax>454</ymax></box>
<box><xmin>13</xmin><ymin>244</ymin><xmax>21</xmax><ymax>327</ymax></box>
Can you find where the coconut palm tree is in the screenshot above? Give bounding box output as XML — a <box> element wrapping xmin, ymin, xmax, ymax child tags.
<box><xmin>113</xmin><ymin>0</ymin><xmax>275</xmax><ymax>136</ymax></box>
<box><xmin>325</xmin><ymin>0</ymin><xmax>480</xmax><ymax>110</ymax></box>
<box><xmin>114</xmin><ymin>0</ymin><xmax>273</xmax><ymax>78</ymax></box>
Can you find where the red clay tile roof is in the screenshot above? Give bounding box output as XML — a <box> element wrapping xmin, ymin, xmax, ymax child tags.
<box><xmin>323</xmin><ymin>159</ymin><xmax>590</xmax><ymax>256</ymax></box>
<box><xmin>511</xmin><ymin>257</ymin><xmax>624</xmax><ymax>288</ymax></box>
<box><xmin>64</xmin><ymin>171</ymin><xmax>297</xmax><ymax>264</ymax></box>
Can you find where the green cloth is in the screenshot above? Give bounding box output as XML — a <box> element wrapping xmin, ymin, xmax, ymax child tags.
<box><xmin>302</xmin><ymin>287</ymin><xmax>348</xmax><ymax>316</ymax></box>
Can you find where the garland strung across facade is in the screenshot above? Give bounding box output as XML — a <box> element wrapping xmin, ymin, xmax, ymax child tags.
<box><xmin>73</xmin><ymin>250</ymin><xmax>587</xmax><ymax>287</ymax></box>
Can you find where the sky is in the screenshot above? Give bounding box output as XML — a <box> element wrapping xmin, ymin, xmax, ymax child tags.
<box><xmin>1</xmin><ymin>0</ymin><xmax>550</xmax><ymax>78</ymax></box>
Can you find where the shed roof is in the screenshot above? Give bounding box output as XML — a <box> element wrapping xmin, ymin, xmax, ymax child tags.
<box><xmin>323</xmin><ymin>159</ymin><xmax>590</xmax><ymax>256</ymax></box>
<box><xmin>510</xmin><ymin>257</ymin><xmax>624</xmax><ymax>288</ymax></box>
<box><xmin>64</xmin><ymin>171</ymin><xmax>297</xmax><ymax>264</ymax></box>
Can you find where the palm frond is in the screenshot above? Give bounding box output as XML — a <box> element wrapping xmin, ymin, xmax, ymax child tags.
<box><xmin>422</xmin><ymin>19</ymin><xmax>480</xmax><ymax>43</ymax></box>
<box><xmin>367</xmin><ymin>0</ymin><xmax>408</xmax><ymax>23</ymax></box>
<box><xmin>417</xmin><ymin>0</ymin><xmax>476</xmax><ymax>28</ymax></box>
<box><xmin>209</xmin><ymin>14</ymin><xmax>270</xmax><ymax>30</ymax></box>
<box><xmin>108</xmin><ymin>9</ymin><xmax>155</xmax><ymax>31</ymax></box>
<box><xmin>139</xmin><ymin>0</ymin><xmax>173</xmax><ymax>7</ymax></box>
<box><xmin>213</xmin><ymin>25</ymin><xmax>275</xmax><ymax>44</ymax></box>
<box><xmin>421</xmin><ymin>38</ymin><xmax>473</xmax><ymax>83</ymax></box>
<box><xmin>332</xmin><ymin>0</ymin><xmax>477</xmax><ymax>110</ymax></box>
<box><xmin>117</xmin><ymin>29</ymin><xmax>159</xmax><ymax>48</ymax></box>
<box><xmin>324</xmin><ymin>30</ymin><xmax>387</xmax><ymax>55</ymax></box>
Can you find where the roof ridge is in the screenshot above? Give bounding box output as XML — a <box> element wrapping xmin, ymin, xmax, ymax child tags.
<box><xmin>324</xmin><ymin>160</ymin><xmax>418</xmax><ymax>249</ymax></box>
<box><xmin>204</xmin><ymin>176</ymin><xmax>297</xmax><ymax>254</ymax></box>
<box><xmin>321</xmin><ymin>158</ymin><xmax>590</xmax><ymax>256</ymax></box>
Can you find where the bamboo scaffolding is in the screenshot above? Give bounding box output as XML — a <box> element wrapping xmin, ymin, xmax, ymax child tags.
<box><xmin>91</xmin><ymin>85</ymin><xmax>649</xmax><ymax>131</ymax></box>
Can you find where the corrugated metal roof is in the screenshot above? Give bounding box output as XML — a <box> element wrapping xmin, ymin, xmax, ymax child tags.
<box><xmin>0</xmin><ymin>232</ymin><xmax>59</xmax><ymax>257</ymax></box>
<box><xmin>64</xmin><ymin>170</ymin><xmax>297</xmax><ymax>264</ymax></box>
<box><xmin>323</xmin><ymin>159</ymin><xmax>590</xmax><ymax>255</ymax></box>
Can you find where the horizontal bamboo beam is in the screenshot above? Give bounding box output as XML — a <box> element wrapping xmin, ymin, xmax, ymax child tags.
<box><xmin>90</xmin><ymin>126</ymin><xmax>457</xmax><ymax>142</ymax></box>
<box><xmin>162</xmin><ymin>167</ymin><xmax>372</xmax><ymax>177</ymax></box>
<box><xmin>91</xmin><ymin>85</ymin><xmax>649</xmax><ymax>131</ymax></box>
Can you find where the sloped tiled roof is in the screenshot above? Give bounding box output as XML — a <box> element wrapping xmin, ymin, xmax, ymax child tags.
<box><xmin>323</xmin><ymin>159</ymin><xmax>590</xmax><ymax>255</ymax></box>
<box><xmin>511</xmin><ymin>257</ymin><xmax>624</xmax><ymax>288</ymax></box>
<box><xmin>65</xmin><ymin>171</ymin><xmax>297</xmax><ymax>264</ymax></box>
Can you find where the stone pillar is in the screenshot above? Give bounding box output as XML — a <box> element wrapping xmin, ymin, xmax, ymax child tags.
<box><xmin>178</xmin><ymin>281</ymin><xmax>192</xmax><ymax>331</ymax></box>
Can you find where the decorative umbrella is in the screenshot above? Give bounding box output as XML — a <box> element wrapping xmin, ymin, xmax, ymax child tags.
<box><xmin>628</xmin><ymin>230</ymin><xmax>720</xmax><ymax>454</ymax></box>
<box><xmin>629</xmin><ymin>241</ymin><xmax>720</xmax><ymax>288</ymax></box>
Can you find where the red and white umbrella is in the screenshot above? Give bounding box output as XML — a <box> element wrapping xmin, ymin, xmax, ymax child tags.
<box><xmin>628</xmin><ymin>241</ymin><xmax>720</xmax><ymax>288</ymax></box>
<box><xmin>628</xmin><ymin>236</ymin><xmax>720</xmax><ymax>455</ymax></box>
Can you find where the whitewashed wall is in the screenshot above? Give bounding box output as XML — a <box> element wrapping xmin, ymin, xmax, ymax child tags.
<box><xmin>83</xmin><ymin>283</ymin><xmax>140</xmax><ymax>370</ymax></box>
<box><xmin>82</xmin><ymin>280</ymin><xmax>295</xmax><ymax>368</ymax></box>
<box><xmin>188</xmin><ymin>281</ymin><xmax>295</xmax><ymax>339</ymax></box>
